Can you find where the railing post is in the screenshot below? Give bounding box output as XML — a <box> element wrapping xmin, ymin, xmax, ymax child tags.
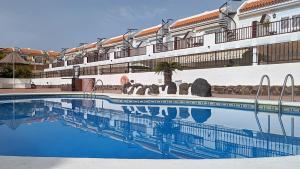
<box><xmin>83</xmin><ymin>57</ymin><xmax>87</xmax><ymax>64</ymax></box>
<box><xmin>252</xmin><ymin>47</ymin><xmax>258</xmax><ymax>66</ymax></box>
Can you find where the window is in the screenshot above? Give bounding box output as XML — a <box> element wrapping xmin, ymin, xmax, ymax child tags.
<box><xmin>281</xmin><ymin>17</ymin><xmax>290</xmax><ymax>29</ymax></box>
<box><xmin>292</xmin><ymin>15</ymin><xmax>300</xmax><ymax>28</ymax></box>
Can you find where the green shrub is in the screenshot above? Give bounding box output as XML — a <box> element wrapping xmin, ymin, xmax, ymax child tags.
<box><xmin>0</xmin><ymin>65</ymin><xmax>32</xmax><ymax>78</ymax></box>
<box><xmin>16</xmin><ymin>65</ymin><xmax>32</xmax><ymax>78</ymax></box>
<box><xmin>0</xmin><ymin>65</ymin><xmax>13</xmax><ymax>78</ymax></box>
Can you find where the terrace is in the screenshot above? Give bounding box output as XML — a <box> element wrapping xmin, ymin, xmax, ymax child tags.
<box><xmin>216</xmin><ymin>17</ymin><xmax>300</xmax><ymax>44</ymax></box>
<box><xmin>67</xmin><ymin>57</ymin><xmax>84</xmax><ymax>66</ymax></box>
<box><xmin>153</xmin><ymin>35</ymin><xmax>204</xmax><ymax>53</ymax></box>
<box><xmin>87</xmin><ymin>53</ymin><xmax>110</xmax><ymax>63</ymax></box>
<box><xmin>114</xmin><ymin>46</ymin><xmax>147</xmax><ymax>59</ymax></box>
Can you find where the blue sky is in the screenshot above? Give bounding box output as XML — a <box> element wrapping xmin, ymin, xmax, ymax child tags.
<box><xmin>0</xmin><ymin>0</ymin><xmax>223</xmax><ymax>51</ymax></box>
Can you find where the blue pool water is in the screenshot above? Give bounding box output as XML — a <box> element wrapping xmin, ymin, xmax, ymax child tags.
<box><xmin>0</xmin><ymin>97</ymin><xmax>299</xmax><ymax>159</ymax></box>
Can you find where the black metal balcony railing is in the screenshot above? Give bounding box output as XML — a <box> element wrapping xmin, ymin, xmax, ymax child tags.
<box><xmin>114</xmin><ymin>47</ymin><xmax>146</xmax><ymax>59</ymax></box>
<box><xmin>153</xmin><ymin>35</ymin><xmax>204</xmax><ymax>53</ymax></box>
<box><xmin>67</xmin><ymin>57</ymin><xmax>84</xmax><ymax>66</ymax></box>
<box><xmin>87</xmin><ymin>53</ymin><xmax>110</xmax><ymax>63</ymax></box>
<box><xmin>43</xmin><ymin>64</ymin><xmax>49</xmax><ymax>69</ymax></box>
<box><xmin>216</xmin><ymin>17</ymin><xmax>300</xmax><ymax>44</ymax></box>
<box><xmin>80</xmin><ymin>66</ymin><xmax>98</xmax><ymax>75</ymax></box>
<box><xmin>52</xmin><ymin>61</ymin><xmax>64</xmax><ymax>68</ymax></box>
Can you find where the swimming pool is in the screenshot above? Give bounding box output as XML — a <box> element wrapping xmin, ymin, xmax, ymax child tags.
<box><xmin>0</xmin><ymin>94</ymin><xmax>299</xmax><ymax>159</ymax></box>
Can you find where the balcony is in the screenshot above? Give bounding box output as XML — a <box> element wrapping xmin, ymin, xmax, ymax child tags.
<box><xmin>87</xmin><ymin>53</ymin><xmax>110</xmax><ymax>63</ymax></box>
<box><xmin>67</xmin><ymin>57</ymin><xmax>84</xmax><ymax>66</ymax></box>
<box><xmin>114</xmin><ymin>46</ymin><xmax>146</xmax><ymax>59</ymax></box>
<box><xmin>216</xmin><ymin>17</ymin><xmax>300</xmax><ymax>44</ymax></box>
<box><xmin>52</xmin><ymin>61</ymin><xmax>64</xmax><ymax>68</ymax></box>
<box><xmin>153</xmin><ymin>35</ymin><xmax>204</xmax><ymax>53</ymax></box>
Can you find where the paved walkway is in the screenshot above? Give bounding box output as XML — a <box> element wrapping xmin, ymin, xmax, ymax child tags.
<box><xmin>213</xmin><ymin>94</ymin><xmax>300</xmax><ymax>102</ymax></box>
<box><xmin>0</xmin><ymin>155</ymin><xmax>299</xmax><ymax>169</ymax></box>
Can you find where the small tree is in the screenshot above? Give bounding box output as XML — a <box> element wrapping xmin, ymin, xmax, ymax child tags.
<box><xmin>154</xmin><ymin>62</ymin><xmax>182</xmax><ymax>85</ymax></box>
<box><xmin>16</xmin><ymin>65</ymin><xmax>32</xmax><ymax>78</ymax></box>
<box><xmin>0</xmin><ymin>51</ymin><xmax>5</xmax><ymax>60</ymax></box>
<box><xmin>0</xmin><ymin>65</ymin><xmax>32</xmax><ymax>78</ymax></box>
<box><xmin>0</xmin><ymin>65</ymin><xmax>13</xmax><ymax>78</ymax></box>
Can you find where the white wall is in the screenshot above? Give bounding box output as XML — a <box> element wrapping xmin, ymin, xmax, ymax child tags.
<box><xmin>32</xmin><ymin>78</ymin><xmax>72</xmax><ymax>86</ymax></box>
<box><xmin>0</xmin><ymin>78</ymin><xmax>31</xmax><ymax>88</ymax></box>
<box><xmin>45</xmin><ymin>31</ymin><xmax>300</xmax><ymax>72</ymax></box>
<box><xmin>237</xmin><ymin>1</ymin><xmax>300</xmax><ymax>27</ymax></box>
<box><xmin>33</xmin><ymin>62</ymin><xmax>300</xmax><ymax>86</ymax></box>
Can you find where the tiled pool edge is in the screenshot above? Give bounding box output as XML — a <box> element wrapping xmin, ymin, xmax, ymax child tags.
<box><xmin>0</xmin><ymin>92</ymin><xmax>299</xmax><ymax>115</ymax></box>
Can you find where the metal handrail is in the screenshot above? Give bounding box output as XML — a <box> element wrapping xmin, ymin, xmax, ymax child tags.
<box><xmin>255</xmin><ymin>75</ymin><xmax>271</xmax><ymax>111</ymax></box>
<box><xmin>91</xmin><ymin>79</ymin><xmax>104</xmax><ymax>99</ymax></box>
<box><xmin>277</xmin><ymin>74</ymin><xmax>294</xmax><ymax>137</ymax></box>
<box><xmin>278</xmin><ymin>74</ymin><xmax>294</xmax><ymax>114</ymax></box>
<box><xmin>254</xmin><ymin>75</ymin><xmax>270</xmax><ymax>133</ymax></box>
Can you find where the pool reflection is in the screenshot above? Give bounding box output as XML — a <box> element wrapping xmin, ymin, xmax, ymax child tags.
<box><xmin>0</xmin><ymin>98</ymin><xmax>300</xmax><ymax>159</ymax></box>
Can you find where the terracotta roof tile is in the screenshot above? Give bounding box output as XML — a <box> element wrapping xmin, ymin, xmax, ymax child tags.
<box><xmin>84</xmin><ymin>42</ymin><xmax>97</xmax><ymax>49</ymax></box>
<box><xmin>66</xmin><ymin>47</ymin><xmax>79</xmax><ymax>54</ymax></box>
<box><xmin>20</xmin><ymin>48</ymin><xmax>44</xmax><ymax>56</ymax></box>
<box><xmin>65</xmin><ymin>42</ymin><xmax>97</xmax><ymax>54</ymax></box>
<box><xmin>135</xmin><ymin>25</ymin><xmax>161</xmax><ymax>38</ymax></box>
<box><xmin>240</xmin><ymin>0</ymin><xmax>289</xmax><ymax>12</ymax></box>
<box><xmin>103</xmin><ymin>35</ymin><xmax>127</xmax><ymax>46</ymax></box>
<box><xmin>171</xmin><ymin>10</ymin><xmax>220</xmax><ymax>29</ymax></box>
<box><xmin>0</xmin><ymin>48</ymin><xmax>60</xmax><ymax>58</ymax></box>
<box><xmin>47</xmin><ymin>51</ymin><xmax>60</xmax><ymax>58</ymax></box>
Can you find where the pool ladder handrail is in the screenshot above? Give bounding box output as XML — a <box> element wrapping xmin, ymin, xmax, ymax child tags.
<box><xmin>278</xmin><ymin>74</ymin><xmax>294</xmax><ymax>114</ymax></box>
<box><xmin>277</xmin><ymin>74</ymin><xmax>294</xmax><ymax>137</ymax></box>
<box><xmin>91</xmin><ymin>79</ymin><xmax>104</xmax><ymax>99</ymax></box>
<box><xmin>254</xmin><ymin>75</ymin><xmax>271</xmax><ymax>133</ymax></box>
<box><xmin>255</xmin><ymin>75</ymin><xmax>271</xmax><ymax>111</ymax></box>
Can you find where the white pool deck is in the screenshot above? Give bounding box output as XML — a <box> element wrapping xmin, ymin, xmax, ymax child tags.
<box><xmin>0</xmin><ymin>93</ymin><xmax>300</xmax><ymax>169</ymax></box>
<box><xmin>0</xmin><ymin>155</ymin><xmax>300</xmax><ymax>169</ymax></box>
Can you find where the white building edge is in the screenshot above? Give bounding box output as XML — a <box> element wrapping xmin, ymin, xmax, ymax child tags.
<box><xmin>33</xmin><ymin>0</ymin><xmax>300</xmax><ymax>86</ymax></box>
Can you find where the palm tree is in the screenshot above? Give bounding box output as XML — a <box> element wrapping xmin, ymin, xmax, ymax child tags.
<box><xmin>154</xmin><ymin>62</ymin><xmax>182</xmax><ymax>85</ymax></box>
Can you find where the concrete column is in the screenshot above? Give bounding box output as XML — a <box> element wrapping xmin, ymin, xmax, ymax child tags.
<box><xmin>109</xmin><ymin>52</ymin><xmax>114</xmax><ymax>61</ymax></box>
<box><xmin>252</xmin><ymin>47</ymin><xmax>258</xmax><ymax>66</ymax></box>
<box><xmin>64</xmin><ymin>60</ymin><xmax>68</xmax><ymax>67</ymax></box>
<box><xmin>49</xmin><ymin>64</ymin><xmax>52</xmax><ymax>69</ymax></box>
<box><xmin>83</xmin><ymin>57</ymin><xmax>87</xmax><ymax>64</ymax></box>
<box><xmin>147</xmin><ymin>44</ymin><xmax>154</xmax><ymax>56</ymax></box>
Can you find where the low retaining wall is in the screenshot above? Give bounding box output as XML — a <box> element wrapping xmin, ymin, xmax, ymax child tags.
<box><xmin>36</xmin><ymin>84</ymin><xmax>300</xmax><ymax>96</ymax></box>
<box><xmin>0</xmin><ymin>78</ymin><xmax>31</xmax><ymax>89</ymax></box>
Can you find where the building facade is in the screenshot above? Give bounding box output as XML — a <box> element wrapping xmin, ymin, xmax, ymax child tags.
<box><xmin>33</xmin><ymin>0</ymin><xmax>300</xmax><ymax>86</ymax></box>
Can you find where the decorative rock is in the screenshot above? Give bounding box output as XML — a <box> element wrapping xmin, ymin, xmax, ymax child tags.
<box><xmin>122</xmin><ymin>82</ymin><xmax>131</xmax><ymax>94</ymax></box>
<box><xmin>149</xmin><ymin>84</ymin><xmax>159</xmax><ymax>95</ymax></box>
<box><xmin>128</xmin><ymin>83</ymin><xmax>143</xmax><ymax>95</ymax></box>
<box><xmin>167</xmin><ymin>82</ymin><xmax>177</xmax><ymax>94</ymax></box>
<box><xmin>191</xmin><ymin>78</ymin><xmax>212</xmax><ymax>97</ymax></box>
<box><xmin>295</xmin><ymin>86</ymin><xmax>300</xmax><ymax>96</ymax></box>
<box><xmin>160</xmin><ymin>85</ymin><xmax>167</xmax><ymax>91</ymax></box>
<box><xmin>136</xmin><ymin>86</ymin><xmax>147</xmax><ymax>95</ymax></box>
<box><xmin>240</xmin><ymin>86</ymin><xmax>252</xmax><ymax>95</ymax></box>
<box><xmin>179</xmin><ymin>83</ymin><xmax>190</xmax><ymax>95</ymax></box>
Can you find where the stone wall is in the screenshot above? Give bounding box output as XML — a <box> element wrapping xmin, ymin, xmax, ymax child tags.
<box><xmin>212</xmin><ymin>85</ymin><xmax>300</xmax><ymax>96</ymax></box>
